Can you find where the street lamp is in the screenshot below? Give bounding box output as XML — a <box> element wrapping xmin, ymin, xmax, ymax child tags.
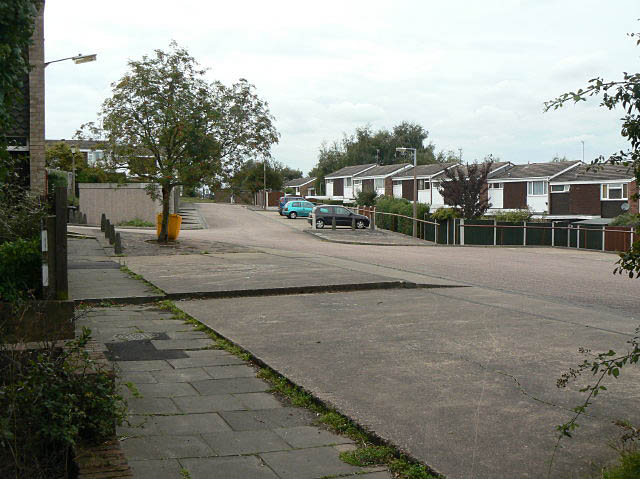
<box><xmin>70</xmin><ymin>146</ymin><xmax>77</xmax><ymax>200</ymax></box>
<box><xmin>45</xmin><ymin>53</ymin><xmax>97</xmax><ymax>67</ymax></box>
<box><xmin>396</xmin><ymin>147</ymin><xmax>417</xmax><ymax>237</ymax></box>
<box><xmin>263</xmin><ymin>158</ymin><xmax>267</xmax><ymax>210</ymax></box>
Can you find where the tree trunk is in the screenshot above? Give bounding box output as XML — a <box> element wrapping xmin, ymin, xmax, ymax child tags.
<box><xmin>158</xmin><ymin>184</ymin><xmax>172</xmax><ymax>243</ymax></box>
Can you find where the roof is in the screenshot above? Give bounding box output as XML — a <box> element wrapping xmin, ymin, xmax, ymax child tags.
<box><xmin>285</xmin><ymin>177</ymin><xmax>316</xmax><ymax>188</ymax></box>
<box><xmin>392</xmin><ymin>162</ymin><xmax>458</xmax><ymax>179</ymax></box>
<box><xmin>491</xmin><ymin>161</ymin><xmax>582</xmax><ymax>180</ymax></box>
<box><xmin>431</xmin><ymin>161</ymin><xmax>512</xmax><ymax>179</ymax></box>
<box><xmin>355</xmin><ymin>163</ymin><xmax>411</xmax><ymax>178</ymax></box>
<box><xmin>46</xmin><ymin>139</ymin><xmax>104</xmax><ymax>150</ymax></box>
<box><xmin>325</xmin><ymin>163</ymin><xmax>376</xmax><ymax>179</ymax></box>
<box><xmin>550</xmin><ymin>164</ymin><xmax>635</xmax><ymax>183</ymax></box>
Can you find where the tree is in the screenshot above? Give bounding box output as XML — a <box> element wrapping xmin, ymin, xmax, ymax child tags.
<box><xmin>544</xmin><ymin>30</ymin><xmax>640</xmax><ymax>276</ymax></box>
<box><xmin>45</xmin><ymin>142</ymin><xmax>88</xmax><ymax>171</ymax></box>
<box><xmin>551</xmin><ymin>155</ymin><xmax>571</xmax><ymax>162</ymax></box>
<box><xmin>439</xmin><ymin>160</ymin><xmax>493</xmax><ymax>219</ymax></box>
<box><xmin>79</xmin><ymin>42</ymin><xmax>278</xmax><ymax>241</ymax></box>
<box><xmin>230</xmin><ymin>159</ymin><xmax>283</xmax><ymax>195</ymax></box>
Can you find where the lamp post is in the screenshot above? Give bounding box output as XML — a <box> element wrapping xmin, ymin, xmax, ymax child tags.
<box><xmin>263</xmin><ymin>158</ymin><xmax>267</xmax><ymax>210</ymax></box>
<box><xmin>70</xmin><ymin>145</ymin><xmax>77</xmax><ymax>200</ymax></box>
<box><xmin>44</xmin><ymin>53</ymin><xmax>97</xmax><ymax>67</ymax></box>
<box><xmin>396</xmin><ymin>147</ymin><xmax>418</xmax><ymax>237</ymax></box>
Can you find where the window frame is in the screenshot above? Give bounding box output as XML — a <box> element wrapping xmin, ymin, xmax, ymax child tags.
<box><xmin>374</xmin><ymin>178</ymin><xmax>385</xmax><ymax>190</ymax></box>
<box><xmin>345</xmin><ymin>177</ymin><xmax>352</xmax><ymax>187</ymax></box>
<box><xmin>527</xmin><ymin>181</ymin><xmax>547</xmax><ymax>196</ymax></box>
<box><xmin>601</xmin><ymin>183</ymin><xmax>628</xmax><ymax>200</ymax></box>
<box><xmin>488</xmin><ymin>182</ymin><xmax>503</xmax><ymax>189</ymax></box>
<box><xmin>550</xmin><ymin>184</ymin><xmax>569</xmax><ymax>193</ymax></box>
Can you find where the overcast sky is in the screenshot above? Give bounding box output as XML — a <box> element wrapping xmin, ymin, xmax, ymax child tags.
<box><xmin>45</xmin><ymin>0</ymin><xmax>639</xmax><ymax>175</ymax></box>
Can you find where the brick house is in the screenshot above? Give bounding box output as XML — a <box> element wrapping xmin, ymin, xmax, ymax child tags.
<box><xmin>548</xmin><ymin>164</ymin><xmax>637</xmax><ymax>219</ymax></box>
<box><xmin>353</xmin><ymin>163</ymin><xmax>411</xmax><ymax>198</ymax></box>
<box><xmin>324</xmin><ymin>164</ymin><xmax>376</xmax><ymax>200</ymax></box>
<box><xmin>7</xmin><ymin>2</ymin><xmax>45</xmax><ymax>193</ymax></box>
<box><xmin>488</xmin><ymin>161</ymin><xmax>582</xmax><ymax>214</ymax></box>
<box><xmin>284</xmin><ymin>177</ymin><xmax>316</xmax><ymax>197</ymax></box>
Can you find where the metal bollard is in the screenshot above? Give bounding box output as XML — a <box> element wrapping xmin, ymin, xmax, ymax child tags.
<box><xmin>332</xmin><ymin>217</ymin><xmax>336</xmax><ymax>230</ymax></box>
<box><xmin>351</xmin><ymin>217</ymin><xmax>356</xmax><ymax>230</ymax></box>
<box><xmin>105</xmin><ymin>219</ymin><xmax>111</xmax><ymax>239</ymax></box>
<box><xmin>101</xmin><ymin>213</ymin><xmax>106</xmax><ymax>231</ymax></box>
<box><xmin>114</xmin><ymin>232</ymin><xmax>123</xmax><ymax>254</ymax></box>
<box><xmin>109</xmin><ymin>224</ymin><xmax>116</xmax><ymax>245</ymax></box>
<box><xmin>82</xmin><ymin>213</ymin><xmax>87</xmax><ymax>225</ymax></box>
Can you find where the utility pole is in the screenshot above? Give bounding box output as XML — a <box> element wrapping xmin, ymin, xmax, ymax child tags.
<box><xmin>376</xmin><ymin>149</ymin><xmax>380</xmax><ymax>165</ymax></box>
<box><xmin>581</xmin><ymin>140</ymin><xmax>585</xmax><ymax>163</ymax></box>
<box><xmin>458</xmin><ymin>148</ymin><xmax>463</xmax><ymax>163</ymax></box>
<box><xmin>263</xmin><ymin>158</ymin><xmax>267</xmax><ymax>210</ymax></box>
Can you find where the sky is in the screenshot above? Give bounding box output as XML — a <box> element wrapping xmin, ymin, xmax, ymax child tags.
<box><xmin>44</xmin><ymin>0</ymin><xmax>640</xmax><ymax>175</ymax></box>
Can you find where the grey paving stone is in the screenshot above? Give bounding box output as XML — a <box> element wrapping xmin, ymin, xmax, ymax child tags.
<box><xmin>201</xmin><ymin>430</ymin><xmax>291</xmax><ymax>456</ymax></box>
<box><xmin>154</xmin><ymin>412</ymin><xmax>231</xmax><ymax>435</ymax></box>
<box><xmin>131</xmin><ymin>321</ymin><xmax>189</xmax><ymax>333</ymax></box>
<box><xmin>151</xmin><ymin>339</ymin><xmax>213</xmax><ymax>350</ymax></box>
<box><xmin>125</xmin><ymin>397</ymin><xmax>179</xmax><ymax>415</ymax></box>
<box><xmin>117</xmin><ymin>415</ymin><xmax>159</xmax><ymax>436</ymax></box>
<box><xmin>219</xmin><ymin>408</ymin><xmax>313</xmax><ymax>431</ymax></box>
<box><xmin>166</xmin><ymin>330</ymin><xmax>210</xmax><ymax>339</ymax></box>
<box><xmin>260</xmin><ymin>446</ymin><xmax>360</xmax><ymax>479</ymax></box>
<box><xmin>273</xmin><ymin>426</ymin><xmax>352</xmax><ymax>448</ymax></box>
<box><xmin>150</xmin><ymin>367</ymin><xmax>212</xmax><ymax>383</ymax></box>
<box><xmin>118</xmin><ymin>371</ymin><xmax>157</xmax><ymax>384</ymax></box>
<box><xmin>128</xmin><ymin>459</ymin><xmax>183</xmax><ymax>479</ymax></box>
<box><xmin>234</xmin><ymin>392</ymin><xmax>282</xmax><ymax>410</ymax></box>
<box><xmin>191</xmin><ymin>377</ymin><xmax>269</xmax><ymax>395</ymax></box>
<box><xmin>167</xmin><ymin>355</ymin><xmax>245</xmax><ymax>369</ymax></box>
<box><xmin>203</xmin><ymin>365</ymin><xmax>257</xmax><ymax>379</ymax></box>
<box><xmin>173</xmin><ymin>394</ymin><xmax>245</xmax><ymax>413</ymax></box>
<box><xmin>116</xmin><ymin>360</ymin><xmax>172</xmax><ymax>372</ymax></box>
<box><xmin>181</xmin><ymin>456</ymin><xmax>279</xmax><ymax>479</ymax></box>
<box><xmin>121</xmin><ymin>435</ymin><xmax>213</xmax><ymax>460</ymax></box>
<box><xmin>356</xmin><ymin>471</ymin><xmax>394</xmax><ymax>478</ymax></box>
<box><xmin>185</xmin><ymin>349</ymin><xmax>233</xmax><ymax>358</ymax></box>
<box><xmin>130</xmin><ymin>382</ymin><xmax>198</xmax><ymax>398</ymax></box>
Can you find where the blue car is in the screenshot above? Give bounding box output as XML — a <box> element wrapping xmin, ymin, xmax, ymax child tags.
<box><xmin>282</xmin><ymin>200</ymin><xmax>314</xmax><ymax>218</ymax></box>
<box><xmin>278</xmin><ymin>196</ymin><xmax>304</xmax><ymax>215</ymax></box>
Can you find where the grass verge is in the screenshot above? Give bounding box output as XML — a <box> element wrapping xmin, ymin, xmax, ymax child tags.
<box><xmin>118</xmin><ymin>218</ymin><xmax>154</xmax><ymax>227</ymax></box>
<box><xmin>154</xmin><ymin>299</ymin><xmax>440</xmax><ymax>479</ymax></box>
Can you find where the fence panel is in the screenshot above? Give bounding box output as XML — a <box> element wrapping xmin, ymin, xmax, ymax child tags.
<box><xmin>605</xmin><ymin>226</ymin><xmax>633</xmax><ymax>252</ymax></box>
<box><xmin>464</xmin><ymin>220</ymin><xmax>495</xmax><ymax>245</ymax></box>
<box><xmin>496</xmin><ymin>222</ymin><xmax>524</xmax><ymax>245</ymax></box>
<box><xmin>525</xmin><ymin>222</ymin><xmax>552</xmax><ymax>246</ymax></box>
<box><xmin>553</xmin><ymin>221</ymin><xmax>570</xmax><ymax>247</ymax></box>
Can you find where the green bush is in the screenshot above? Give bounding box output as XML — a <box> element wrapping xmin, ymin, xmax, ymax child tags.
<box><xmin>47</xmin><ymin>170</ymin><xmax>68</xmax><ymax>194</ymax></box>
<box><xmin>0</xmin><ymin>238</ymin><xmax>41</xmax><ymax>301</ymax></box>
<box><xmin>611</xmin><ymin>212</ymin><xmax>640</xmax><ymax>227</ymax></box>
<box><xmin>0</xmin><ymin>328</ymin><xmax>128</xmax><ymax>478</ymax></box>
<box><xmin>355</xmin><ymin>190</ymin><xmax>377</xmax><ymax>206</ymax></box>
<box><xmin>374</xmin><ymin>196</ymin><xmax>430</xmax><ymax>236</ymax></box>
<box><xmin>490</xmin><ymin>209</ymin><xmax>532</xmax><ymax>222</ymax></box>
<box><xmin>0</xmin><ymin>184</ymin><xmax>48</xmax><ymax>244</ymax></box>
<box><xmin>431</xmin><ymin>207</ymin><xmax>460</xmax><ymax>221</ymax></box>
<box><xmin>602</xmin><ymin>450</ymin><xmax>640</xmax><ymax>479</ymax></box>
<box><xmin>119</xmin><ymin>218</ymin><xmax>154</xmax><ymax>227</ymax></box>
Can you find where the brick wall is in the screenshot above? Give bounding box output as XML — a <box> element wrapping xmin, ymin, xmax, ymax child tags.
<box><xmin>29</xmin><ymin>2</ymin><xmax>46</xmax><ymax>194</ymax></box>
<box><xmin>630</xmin><ymin>181</ymin><xmax>638</xmax><ymax>214</ymax></box>
<box><xmin>333</xmin><ymin>178</ymin><xmax>344</xmax><ymax>196</ymax></box>
<box><xmin>503</xmin><ymin>182</ymin><xmax>527</xmax><ymax>209</ymax></box>
<box><xmin>569</xmin><ymin>184</ymin><xmax>600</xmax><ymax>214</ymax></box>
<box><xmin>384</xmin><ymin>176</ymin><xmax>393</xmax><ymax>197</ymax></box>
<box><xmin>402</xmin><ymin>180</ymin><xmax>413</xmax><ymax>200</ymax></box>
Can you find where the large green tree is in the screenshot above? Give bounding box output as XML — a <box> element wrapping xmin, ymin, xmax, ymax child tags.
<box><xmin>79</xmin><ymin>42</ymin><xmax>279</xmax><ymax>241</ymax></box>
<box><xmin>545</xmin><ymin>30</ymin><xmax>640</xmax><ymax>276</ymax></box>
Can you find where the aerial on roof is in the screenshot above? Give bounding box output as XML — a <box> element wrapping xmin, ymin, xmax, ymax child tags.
<box><xmin>354</xmin><ymin>163</ymin><xmax>410</xmax><ymax>178</ymax></box>
<box><xmin>551</xmin><ymin>164</ymin><xmax>635</xmax><ymax>183</ymax></box>
<box><xmin>392</xmin><ymin>162</ymin><xmax>459</xmax><ymax>179</ymax></box>
<box><xmin>325</xmin><ymin>163</ymin><xmax>376</xmax><ymax>179</ymax></box>
<box><xmin>284</xmin><ymin>177</ymin><xmax>316</xmax><ymax>187</ymax></box>
<box><xmin>490</xmin><ymin>161</ymin><xmax>581</xmax><ymax>180</ymax></box>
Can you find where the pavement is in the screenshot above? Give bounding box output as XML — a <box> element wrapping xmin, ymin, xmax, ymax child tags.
<box><xmin>77</xmin><ymin>305</ymin><xmax>391</xmax><ymax>479</ymax></box>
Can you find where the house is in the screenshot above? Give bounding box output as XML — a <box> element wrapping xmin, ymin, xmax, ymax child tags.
<box><xmin>284</xmin><ymin>177</ymin><xmax>316</xmax><ymax>197</ymax></box>
<box><xmin>548</xmin><ymin>164</ymin><xmax>637</xmax><ymax>219</ymax></box>
<box><xmin>353</xmin><ymin>163</ymin><xmax>411</xmax><ymax>197</ymax></box>
<box><xmin>324</xmin><ymin>164</ymin><xmax>376</xmax><ymax>200</ymax></box>
<box><xmin>487</xmin><ymin>161</ymin><xmax>582</xmax><ymax>214</ymax></box>
<box><xmin>6</xmin><ymin>2</ymin><xmax>45</xmax><ymax>193</ymax></box>
<box><xmin>392</xmin><ymin>161</ymin><xmax>512</xmax><ymax>209</ymax></box>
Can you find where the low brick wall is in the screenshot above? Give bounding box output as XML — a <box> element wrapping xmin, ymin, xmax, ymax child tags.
<box><xmin>79</xmin><ymin>183</ymin><xmax>176</xmax><ymax>226</ymax></box>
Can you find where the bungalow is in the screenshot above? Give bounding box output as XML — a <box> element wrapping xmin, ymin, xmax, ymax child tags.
<box><xmin>325</xmin><ymin>164</ymin><xmax>376</xmax><ymax>200</ymax></box>
<box><xmin>284</xmin><ymin>177</ymin><xmax>316</xmax><ymax>197</ymax></box>
<box><xmin>353</xmin><ymin>163</ymin><xmax>411</xmax><ymax>197</ymax></box>
<box><xmin>487</xmin><ymin>161</ymin><xmax>582</xmax><ymax>214</ymax></box>
<box><xmin>548</xmin><ymin>164</ymin><xmax>637</xmax><ymax>219</ymax></box>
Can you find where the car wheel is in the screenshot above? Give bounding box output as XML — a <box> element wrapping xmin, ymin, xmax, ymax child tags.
<box><xmin>279</xmin><ymin>212</ymin><xmax>283</xmax><ymax>216</ymax></box>
<box><xmin>289</xmin><ymin>211</ymin><xmax>297</xmax><ymax>219</ymax></box>
<box><xmin>316</xmin><ymin>219</ymin><xmax>325</xmax><ymax>229</ymax></box>
<box><xmin>356</xmin><ymin>219</ymin><xmax>366</xmax><ymax>229</ymax></box>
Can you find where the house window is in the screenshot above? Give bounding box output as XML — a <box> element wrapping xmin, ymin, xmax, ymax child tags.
<box><xmin>307</xmin><ymin>188</ymin><xmax>315</xmax><ymax>196</ymax></box>
<box><xmin>601</xmin><ymin>183</ymin><xmax>628</xmax><ymax>200</ymax></box>
<box><xmin>431</xmin><ymin>181</ymin><xmax>440</xmax><ymax>190</ymax></box>
<box><xmin>527</xmin><ymin>181</ymin><xmax>547</xmax><ymax>196</ymax></box>
<box><xmin>550</xmin><ymin>184</ymin><xmax>569</xmax><ymax>193</ymax></box>
<box><xmin>374</xmin><ymin>178</ymin><xmax>385</xmax><ymax>189</ymax></box>
<box><xmin>489</xmin><ymin>183</ymin><xmax>503</xmax><ymax>189</ymax></box>
<box><xmin>326</xmin><ymin>179</ymin><xmax>333</xmax><ymax>185</ymax></box>
<box><xmin>345</xmin><ymin>177</ymin><xmax>352</xmax><ymax>187</ymax></box>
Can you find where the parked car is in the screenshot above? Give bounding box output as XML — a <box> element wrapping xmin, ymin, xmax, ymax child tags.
<box><xmin>278</xmin><ymin>195</ymin><xmax>305</xmax><ymax>215</ymax></box>
<box><xmin>308</xmin><ymin>205</ymin><xmax>370</xmax><ymax>229</ymax></box>
<box><xmin>282</xmin><ymin>200</ymin><xmax>314</xmax><ymax>218</ymax></box>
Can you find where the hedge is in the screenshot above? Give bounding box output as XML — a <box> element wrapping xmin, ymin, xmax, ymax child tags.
<box><xmin>375</xmin><ymin>196</ymin><xmax>430</xmax><ymax>236</ymax></box>
<box><xmin>0</xmin><ymin>237</ymin><xmax>42</xmax><ymax>301</ymax></box>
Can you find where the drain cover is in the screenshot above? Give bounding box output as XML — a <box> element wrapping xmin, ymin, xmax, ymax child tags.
<box><xmin>113</xmin><ymin>332</ymin><xmax>161</xmax><ymax>341</ymax></box>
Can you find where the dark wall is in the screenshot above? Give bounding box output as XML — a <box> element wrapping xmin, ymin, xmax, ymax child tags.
<box><xmin>402</xmin><ymin>180</ymin><xmax>413</xmax><ymax>200</ymax></box>
<box><xmin>362</xmin><ymin>179</ymin><xmax>374</xmax><ymax>192</ymax></box>
<box><xmin>384</xmin><ymin>177</ymin><xmax>393</xmax><ymax>196</ymax></box>
<box><xmin>333</xmin><ymin>178</ymin><xmax>344</xmax><ymax>196</ymax></box>
<box><xmin>503</xmin><ymin>182</ymin><xmax>527</xmax><ymax>209</ymax></box>
<box><xmin>602</xmin><ymin>201</ymin><xmax>626</xmax><ymax>218</ymax></box>
<box><xmin>550</xmin><ymin>193</ymin><xmax>570</xmax><ymax>215</ymax></box>
<box><xmin>570</xmin><ymin>184</ymin><xmax>600</xmax><ymax>214</ymax></box>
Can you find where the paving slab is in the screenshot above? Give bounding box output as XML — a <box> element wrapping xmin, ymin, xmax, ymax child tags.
<box><xmin>128</xmin><ymin>459</ymin><xmax>183</xmax><ymax>479</ymax></box>
<box><xmin>234</xmin><ymin>392</ymin><xmax>282</xmax><ymax>410</ymax></box>
<box><xmin>273</xmin><ymin>425</ymin><xmax>353</xmax><ymax>448</ymax></box>
<box><xmin>122</xmin><ymin>435</ymin><xmax>213</xmax><ymax>460</ymax></box>
<box><xmin>191</xmin><ymin>377</ymin><xmax>270</xmax><ymax>395</ymax></box>
<box><xmin>260</xmin><ymin>446</ymin><xmax>361</xmax><ymax>479</ymax></box>
<box><xmin>200</xmin><ymin>430</ymin><xmax>292</xmax><ymax>456</ymax></box>
<box><xmin>203</xmin><ymin>364</ymin><xmax>257</xmax><ymax>379</ymax></box>
<box><xmin>173</xmin><ymin>394</ymin><xmax>246</xmax><ymax>413</ymax></box>
<box><xmin>125</xmin><ymin>397</ymin><xmax>180</xmax><ymax>415</ymax></box>
<box><xmin>180</xmin><ymin>289</ymin><xmax>640</xmax><ymax>479</ymax></box>
<box><xmin>180</xmin><ymin>456</ymin><xmax>279</xmax><ymax>479</ymax></box>
<box><xmin>121</xmin><ymin>251</ymin><xmax>408</xmax><ymax>297</ymax></box>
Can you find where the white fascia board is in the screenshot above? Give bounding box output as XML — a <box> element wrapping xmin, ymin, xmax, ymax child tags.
<box><xmin>326</xmin><ymin>165</ymin><xmax>376</xmax><ymax>180</ymax></box>
<box><xmin>493</xmin><ymin>177</ymin><xmax>551</xmax><ymax>183</ymax></box>
<box><xmin>548</xmin><ymin>161</ymin><xmax>583</xmax><ymax>180</ymax></box>
<box><xmin>549</xmin><ymin>178</ymin><xmax>634</xmax><ymax>185</ymax></box>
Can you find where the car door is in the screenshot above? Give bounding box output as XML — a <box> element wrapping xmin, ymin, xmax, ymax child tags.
<box><xmin>316</xmin><ymin>206</ymin><xmax>332</xmax><ymax>224</ymax></box>
<box><xmin>333</xmin><ymin>206</ymin><xmax>352</xmax><ymax>226</ymax></box>
<box><xmin>302</xmin><ymin>202</ymin><xmax>313</xmax><ymax>216</ymax></box>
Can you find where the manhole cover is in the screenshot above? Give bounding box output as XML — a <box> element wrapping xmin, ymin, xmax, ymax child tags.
<box><xmin>113</xmin><ymin>332</ymin><xmax>161</xmax><ymax>341</ymax></box>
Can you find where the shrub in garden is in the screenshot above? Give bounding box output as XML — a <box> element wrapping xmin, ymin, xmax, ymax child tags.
<box><xmin>490</xmin><ymin>209</ymin><xmax>532</xmax><ymax>222</ymax></box>
<box><xmin>0</xmin><ymin>237</ymin><xmax>42</xmax><ymax>301</ymax></box>
<box><xmin>0</xmin><ymin>183</ymin><xmax>48</xmax><ymax>245</ymax></box>
<box><xmin>355</xmin><ymin>190</ymin><xmax>377</xmax><ymax>207</ymax></box>
<box><xmin>430</xmin><ymin>207</ymin><xmax>460</xmax><ymax>221</ymax></box>
<box><xmin>374</xmin><ymin>196</ymin><xmax>430</xmax><ymax>236</ymax></box>
<box><xmin>611</xmin><ymin>213</ymin><xmax>640</xmax><ymax>227</ymax></box>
